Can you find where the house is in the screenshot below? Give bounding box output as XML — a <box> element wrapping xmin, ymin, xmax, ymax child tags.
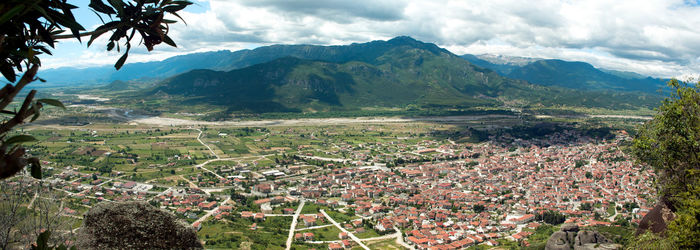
<box><xmin>328</xmin><ymin>242</ymin><xmax>343</xmax><ymax>250</ymax></box>
<box><xmin>342</xmin><ymin>239</ymin><xmax>353</xmax><ymax>248</ymax></box>
<box><xmin>303</xmin><ymin>232</ymin><xmax>314</xmax><ymax>240</ymax></box>
<box><xmin>510</xmin><ymin>214</ymin><xmax>535</xmax><ymax>224</ymax></box>
<box><xmin>303</xmin><ymin>216</ymin><xmax>317</xmax><ymax>227</ymax></box>
<box><xmin>339</xmin><ymin>232</ymin><xmax>348</xmax><ymax>239</ymax></box>
<box><xmin>122</xmin><ymin>181</ymin><xmax>137</xmax><ymax>189</ymax></box>
<box><xmin>253</xmin><ymin>183</ymin><xmax>274</xmax><ymax>193</ymax></box>
<box><xmin>198</xmin><ymin>201</ymin><xmax>217</xmax><ymax>210</ymax></box>
<box><xmin>254</xmin><ymin>213</ymin><xmax>265</xmax><ymax>221</ymax></box>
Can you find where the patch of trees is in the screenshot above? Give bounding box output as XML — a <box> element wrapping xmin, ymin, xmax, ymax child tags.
<box><xmin>536</xmin><ymin>211</ymin><xmax>566</xmax><ymax>225</ymax></box>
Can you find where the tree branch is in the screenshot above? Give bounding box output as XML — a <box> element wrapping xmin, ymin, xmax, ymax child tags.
<box><xmin>0</xmin><ymin>64</ymin><xmax>38</xmax><ymax>112</ymax></box>
<box><xmin>0</xmin><ymin>90</ymin><xmax>40</xmax><ymax>136</ymax></box>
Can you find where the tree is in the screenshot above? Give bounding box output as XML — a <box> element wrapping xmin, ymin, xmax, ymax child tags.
<box><xmin>0</xmin><ymin>0</ymin><xmax>190</xmax><ymax>180</ymax></box>
<box><xmin>632</xmin><ymin>79</ymin><xmax>700</xmax><ymax>249</ymax></box>
<box><xmin>633</xmin><ymin>79</ymin><xmax>699</xmax><ymax>200</ymax></box>
<box><xmin>536</xmin><ymin>210</ymin><xmax>566</xmax><ymax>225</ymax></box>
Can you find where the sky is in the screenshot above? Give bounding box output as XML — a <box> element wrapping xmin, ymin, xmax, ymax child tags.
<box><xmin>42</xmin><ymin>0</ymin><xmax>700</xmax><ymax>78</ymax></box>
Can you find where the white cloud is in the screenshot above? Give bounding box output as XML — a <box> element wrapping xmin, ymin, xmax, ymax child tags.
<box><xmin>45</xmin><ymin>0</ymin><xmax>700</xmax><ymax>78</ymax></box>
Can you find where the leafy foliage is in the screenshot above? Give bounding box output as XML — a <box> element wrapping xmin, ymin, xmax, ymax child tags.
<box><xmin>85</xmin><ymin>0</ymin><xmax>191</xmax><ymax>69</ymax></box>
<box><xmin>0</xmin><ymin>0</ymin><xmax>83</xmax><ymax>82</ymax></box>
<box><xmin>0</xmin><ymin>0</ymin><xmax>191</xmax><ymax>180</ymax></box>
<box><xmin>536</xmin><ymin>210</ymin><xmax>566</xmax><ymax>225</ymax></box>
<box><xmin>632</xmin><ymin>79</ymin><xmax>700</xmax><ymax>249</ymax></box>
<box><xmin>632</xmin><ymin>79</ymin><xmax>699</xmax><ymax>199</ymax></box>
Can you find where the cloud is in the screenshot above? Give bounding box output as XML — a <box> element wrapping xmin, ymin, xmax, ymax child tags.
<box><xmin>44</xmin><ymin>0</ymin><xmax>700</xmax><ymax>78</ymax></box>
<box><xmin>241</xmin><ymin>0</ymin><xmax>408</xmax><ymax>22</ymax></box>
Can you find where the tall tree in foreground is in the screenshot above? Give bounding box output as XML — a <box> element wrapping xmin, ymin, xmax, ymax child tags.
<box><xmin>631</xmin><ymin>79</ymin><xmax>700</xmax><ymax>249</ymax></box>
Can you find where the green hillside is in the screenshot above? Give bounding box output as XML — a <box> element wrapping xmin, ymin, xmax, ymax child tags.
<box><xmin>109</xmin><ymin>37</ymin><xmax>662</xmax><ymax>117</ymax></box>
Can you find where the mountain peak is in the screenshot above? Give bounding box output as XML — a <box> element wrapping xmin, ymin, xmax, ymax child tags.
<box><xmin>387</xmin><ymin>36</ymin><xmax>419</xmax><ymax>44</ymax></box>
<box><xmin>383</xmin><ymin>36</ymin><xmax>452</xmax><ymax>57</ymax></box>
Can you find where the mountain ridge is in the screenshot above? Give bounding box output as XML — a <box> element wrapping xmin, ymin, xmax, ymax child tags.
<box><xmin>461</xmin><ymin>54</ymin><xmax>667</xmax><ymax>93</ymax></box>
<box><xmin>112</xmin><ymin>37</ymin><xmax>662</xmax><ymax>117</ymax></box>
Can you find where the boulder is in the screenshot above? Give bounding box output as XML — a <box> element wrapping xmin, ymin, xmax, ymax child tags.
<box><xmin>546</xmin><ymin>231</ymin><xmax>571</xmax><ymax>250</ymax></box>
<box><xmin>76</xmin><ymin>201</ymin><xmax>202</xmax><ymax>249</ymax></box>
<box><xmin>574</xmin><ymin>230</ymin><xmax>612</xmax><ymax>248</ymax></box>
<box><xmin>636</xmin><ymin>201</ymin><xmax>676</xmax><ymax>236</ymax></box>
<box><xmin>575</xmin><ymin>243</ymin><xmax>622</xmax><ymax>250</ymax></box>
<box><xmin>546</xmin><ymin>226</ymin><xmax>620</xmax><ymax>250</ymax></box>
<box><xmin>561</xmin><ymin>223</ymin><xmax>580</xmax><ymax>232</ymax></box>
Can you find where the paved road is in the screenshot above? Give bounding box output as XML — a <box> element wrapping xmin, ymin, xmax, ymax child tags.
<box><xmin>148</xmin><ymin>187</ymin><xmax>173</xmax><ymax>202</ymax></box>
<box><xmin>393</xmin><ymin>226</ymin><xmax>415</xmax><ymax>249</ymax></box>
<box><xmin>286</xmin><ymin>199</ymin><xmax>306</xmax><ymax>250</ymax></box>
<box><xmin>296</xmin><ymin>154</ymin><xmax>350</xmax><ymax>163</ymax></box>
<box><xmin>193</xmin><ymin>128</ymin><xmax>219</xmax><ymax>159</ymax></box>
<box><xmin>320</xmin><ymin>209</ymin><xmax>370</xmax><ymax>250</ymax></box>
<box><xmin>296</xmin><ymin>224</ymin><xmax>334</xmax><ymax>231</ymax></box>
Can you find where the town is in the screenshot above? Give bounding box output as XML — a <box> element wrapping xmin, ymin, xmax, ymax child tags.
<box><xmin>4</xmin><ymin>115</ymin><xmax>654</xmax><ymax>249</ymax></box>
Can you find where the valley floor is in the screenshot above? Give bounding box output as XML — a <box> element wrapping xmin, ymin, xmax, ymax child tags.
<box><xmin>2</xmin><ymin>101</ymin><xmax>651</xmax><ymax>249</ymax></box>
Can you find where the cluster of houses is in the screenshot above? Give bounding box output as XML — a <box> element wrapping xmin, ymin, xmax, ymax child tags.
<box><xmin>268</xmin><ymin>130</ymin><xmax>655</xmax><ymax>249</ymax></box>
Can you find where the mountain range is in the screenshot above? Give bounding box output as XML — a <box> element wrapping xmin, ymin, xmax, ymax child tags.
<box><xmin>461</xmin><ymin>54</ymin><xmax>667</xmax><ymax>93</ymax></box>
<box><xmin>48</xmin><ymin>36</ymin><xmax>664</xmax><ymax>115</ymax></box>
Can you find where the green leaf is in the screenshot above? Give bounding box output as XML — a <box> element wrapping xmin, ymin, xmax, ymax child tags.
<box><xmin>162</xmin><ymin>34</ymin><xmax>177</xmax><ymax>47</ymax></box>
<box><xmin>87</xmin><ymin>21</ymin><xmax>120</xmax><ymax>47</ymax></box>
<box><xmin>38</xmin><ymin>98</ymin><xmax>66</xmax><ymax>109</ymax></box>
<box><xmin>170</xmin><ymin>12</ymin><xmax>187</xmax><ymax>24</ymax></box>
<box><xmin>115</xmin><ymin>51</ymin><xmax>128</xmax><ymax>70</ymax></box>
<box><xmin>30</xmin><ymin>159</ymin><xmax>42</xmax><ymax>179</ymax></box>
<box><xmin>0</xmin><ymin>62</ymin><xmax>16</xmax><ymax>83</ymax></box>
<box><xmin>5</xmin><ymin>135</ymin><xmax>37</xmax><ymax>145</ymax></box>
<box><xmin>0</xmin><ymin>5</ymin><xmax>25</xmax><ymax>25</ymax></box>
<box><xmin>163</xmin><ymin>4</ymin><xmax>188</xmax><ymax>13</ymax></box>
<box><xmin>30</xmin><ymin>103</ymin><xmax>40</xmax><ymax>122</ymax></box>
<box><xmin>89</xmin><ymin>0</ymin><xmax>117</xmax><ymax>15</ymax></box>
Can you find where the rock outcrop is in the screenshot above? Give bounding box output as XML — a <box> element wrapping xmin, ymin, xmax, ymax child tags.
<box><xmin>636</xmin><ymin>201</ymin><xmax>676</xmax><ymax>236</ymax></box>
<box><xmin>76</xmin><ymin>201</ymin><xmax>202</xmax><ymax>249</ymax></box>
<box><xmin>545</xmin><ymin>223</ymin><xmax>620</xmax><ymax>250</ymax></box>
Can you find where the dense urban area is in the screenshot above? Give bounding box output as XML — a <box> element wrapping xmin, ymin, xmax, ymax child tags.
<box><xmin>3</xmin><ymin>102</ymin><xmax>654</xmax><ymax>249</ymax></box>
